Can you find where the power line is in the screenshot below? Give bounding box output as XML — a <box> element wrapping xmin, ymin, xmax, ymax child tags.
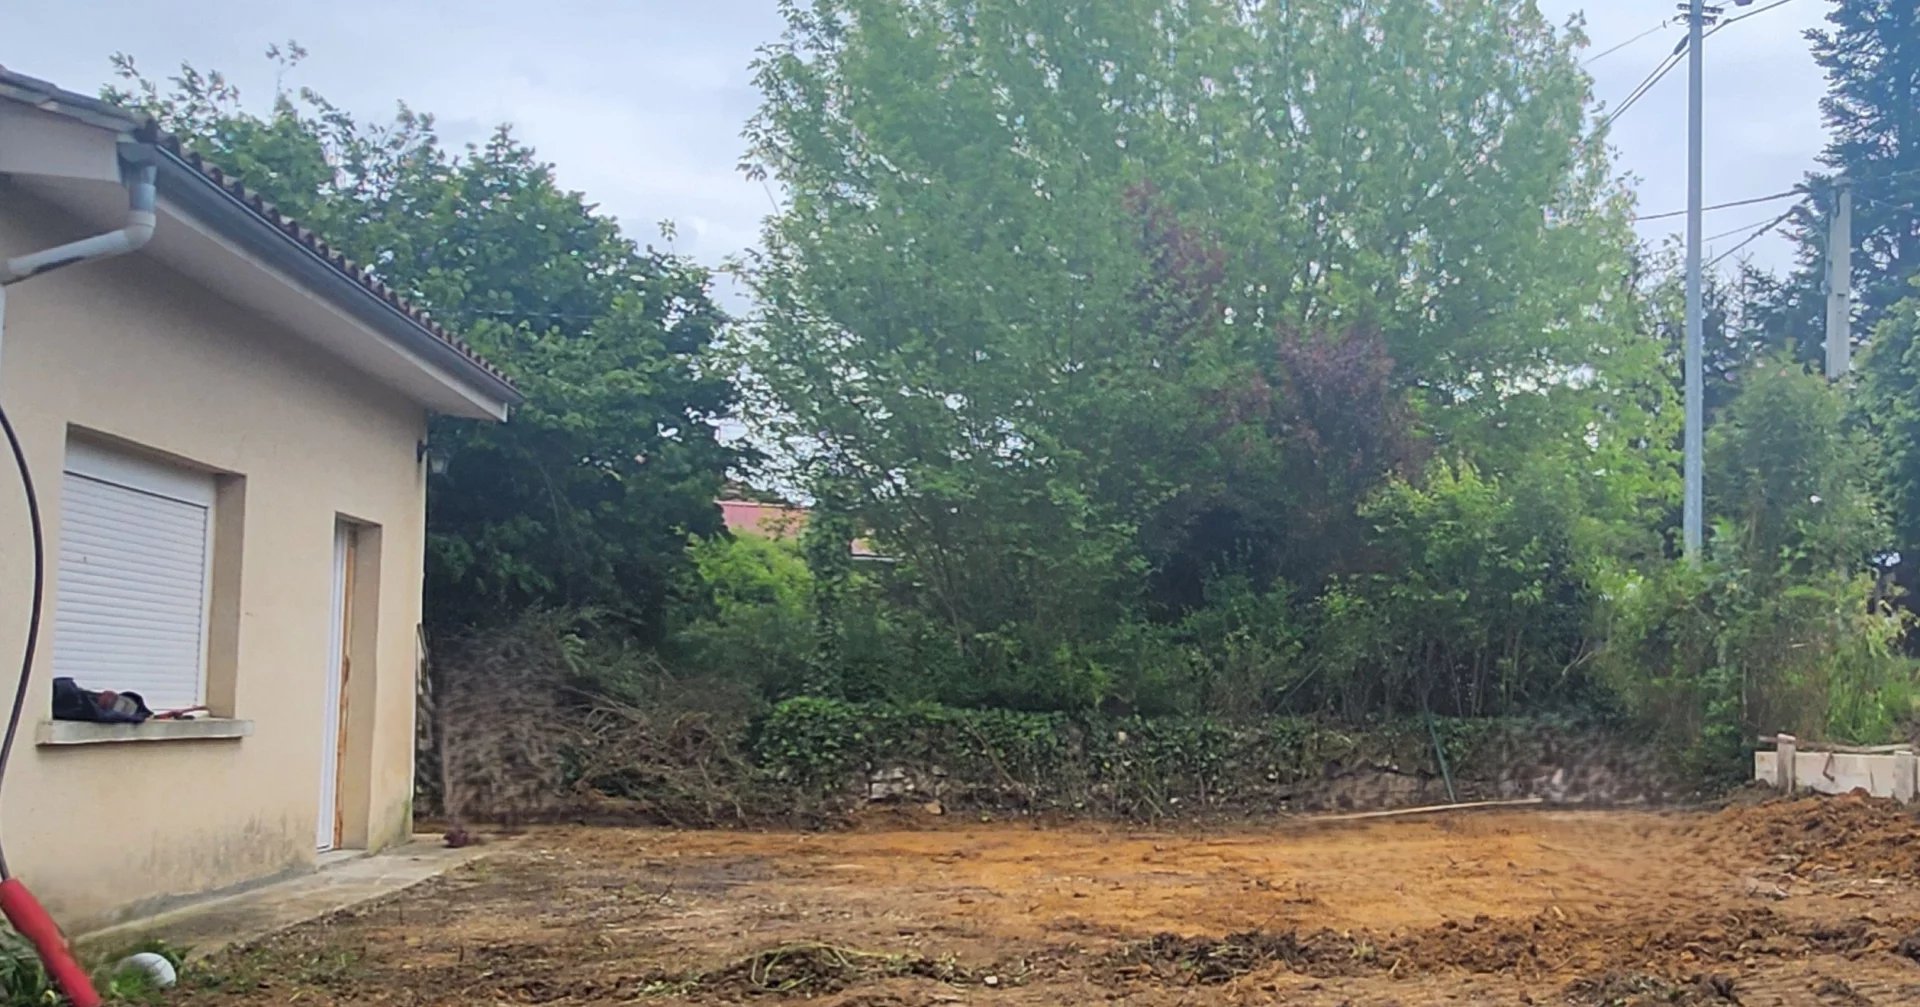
<box><xmin>1635</xmin><ymin>188</ymin><xmax>1801</xmax><ymax>223</ymax></box>
<box><xmin>1645</xmin><ymin>168</ymin><xmax>1920</xmax><ymax>230</ymax></box>
<box><xmin>1705</xmin><ymin>211</ymin><xmax>1797</xmax><ymax>243</ymax></box>
<box><xmin>1720</xmin><ymin>0</ymin><xmax>1801</xmax><ymax>28</ymax></box>
<box><xmin>1705</xmin><ymin>203</ymin><xmax>1804</xmax><ymax>270</ymax></box>
<box><xmin>1634</xmin><ymin>172</ymin><xmax>1920</xmax><ymax>230</ymax></box>
<box><xmin>1597</xmin><ymin>46</ymin><xmax>1686</xmax><ymax>132</ymax></box>
<box><xmin>1593</xmin><ymin>0</ymin><xmax>1796</xmax><ymax>135</ymax></box>
<box><xmin>1584</xmin><ymin>21</ymin><xmax>1673</xmax><ymax>67</ymax></box>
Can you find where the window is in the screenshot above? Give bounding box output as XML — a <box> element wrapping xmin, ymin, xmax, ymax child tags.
<box><xmin>51</xmin><ymin>439</ymin><xmax>216</xmax><ymax>712</ymax></box>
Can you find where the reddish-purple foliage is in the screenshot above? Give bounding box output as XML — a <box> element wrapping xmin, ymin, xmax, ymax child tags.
<box><xmin>1271</xmin><ymin>326</ymin><xmax>1421</xmax><ymax>496</ymax></box>
<box><xmin>1124</xmin><ymin>181</ymin><xmax>1227</xmax><ymax>346</ymax></box>
<box><xmin>1121</xmin><ymin>184</ymin><xmax>1424</xmax><ymax>593</ymax></box>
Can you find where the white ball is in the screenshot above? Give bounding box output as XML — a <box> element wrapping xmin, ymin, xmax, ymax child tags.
<box><xmin>116</xmin><ymin>952</ymin><xmax>177</xmax><ymax>988</ymax></box>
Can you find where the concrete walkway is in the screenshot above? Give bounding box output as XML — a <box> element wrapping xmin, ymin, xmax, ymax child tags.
<box><xmin>79</xmin><ymin>836</ymin><xmax>496</xmax><ymax>958</ymax></box>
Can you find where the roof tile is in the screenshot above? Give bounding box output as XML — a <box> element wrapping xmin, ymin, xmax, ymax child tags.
<box><xmin>154</xmin><ymin>128</ymin><xmax>517</xmax><ymax>391</ymax></box>
<box><xmin>1</xmin><ymin>65</ymin><xmax>516</xmax><ymax>396</ymax></box>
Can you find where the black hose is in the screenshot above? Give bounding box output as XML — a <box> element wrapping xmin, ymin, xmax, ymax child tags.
<box><xmin>0</xmin><ymin>400</ymin><xmax>46</xmax><ymax>881</ymax></box>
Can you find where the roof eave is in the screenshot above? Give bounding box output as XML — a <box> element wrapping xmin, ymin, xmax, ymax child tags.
<box><xmin>0</xmin><ymin>64</ymin><xmax>521</xmax><ymax>417</ymax></box>
<box><xmin>154</xmin><ymin>147</ymin><xmax>524</xmax><ymax>415</ymax></box>
<box><xmin>0</xmin><ymin>68</ymin><xmax>143</xmax><ymax>133</ymax></box>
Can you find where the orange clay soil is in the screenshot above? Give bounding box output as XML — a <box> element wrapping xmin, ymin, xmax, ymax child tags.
<box><xmin>180</xmin><ymin>796</ymin><xmax>1920</xmax><ymax>1007</ymax></box>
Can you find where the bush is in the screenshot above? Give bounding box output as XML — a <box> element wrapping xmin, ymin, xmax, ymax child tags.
<box><xmin>753</xmin><ymin>696</ymin><xmax>1075</xmax><ymax>794</ymax></box>
<box><xmin>1600</xmin><ymin>360</ymin><xmax>1914</xmax><ymax>779</ymax></box>
<box><xmin>0</xmin><ymin>930</ymin><xmax>46</xmax><ymax>1007</ymax></box>
<box><xmin>1598</xmin><ymin>560</ymin><xmax>1910</xmax><ymax>781</ymax></box>
<box><xmin>0</xmin><ymin>932</ymin><xmax>185</xmax><ymax>1007</ymax></box>
<box><xmin>671</xmin><ymin>533</ymin><xmax>815</xmax><ymax>699</ymax></box>
<box><xmin>1302</xmin><ymin>463</ymin><xmax>1600</xmax><ymax>719</ymax></box>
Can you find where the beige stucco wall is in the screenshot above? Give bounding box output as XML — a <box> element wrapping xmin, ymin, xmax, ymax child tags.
<box><xmin>0</xmin><ymin>191</ymin><xmax>427</xmax><ymax>931</ymax></box>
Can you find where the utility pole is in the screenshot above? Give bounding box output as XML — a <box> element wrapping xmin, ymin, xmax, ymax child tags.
<box><xmin>1682</xmin><ymin>0</ymin><xmax>1708</xmax><ymax>560</ymax></box>
<box><xmin>1827</xmin><ymin>181</ymin><xmax>1853</xmax><ymax>379</ymax></box>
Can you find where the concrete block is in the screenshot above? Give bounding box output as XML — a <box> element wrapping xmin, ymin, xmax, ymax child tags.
<box><xmin>1797</xmin><ymin>752</ymin><xmax>1871</xmax><ymax>795</ymax></box>
<box><xmin>1754</xmin><ymin>751</ymin><xmax>1777</xmax><ymax>786</ymax></box>
<box><xmin>1753</xmin><ymin>741</ymin><xmax>1920</xmax><ymax>801</ymax></box>
<box><xmin>1897</xmin><ymin>752</ymin><xmax>1918</xmax><ymax>803</ymax></box>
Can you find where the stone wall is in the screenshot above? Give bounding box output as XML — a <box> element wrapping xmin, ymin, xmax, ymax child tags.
<box><xmin>835</xmin><ymin>718</ymin><xmax>1684</xmax><ymax>818</ymax></box>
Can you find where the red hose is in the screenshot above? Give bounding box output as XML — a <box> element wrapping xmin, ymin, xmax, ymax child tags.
<box><xmin>0</xmin><ymin>878</ymin><xmax>100</xmax><ymax>1007</ymax></box>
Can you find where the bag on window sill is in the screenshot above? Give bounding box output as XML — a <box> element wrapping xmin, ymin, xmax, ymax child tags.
<box><xmin>51</xmin><ymin>677</ymin><xmax>153</xmax><ymax>724</ymax></box>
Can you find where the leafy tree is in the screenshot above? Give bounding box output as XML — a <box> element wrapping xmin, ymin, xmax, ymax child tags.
<box><xmin>1774</xmin><ymin>2</ymin><xmax>1920</xmax><ymax>612</ymax></box>
<box><xmin>1708</xmin><ymin>359</ymin><xmax>1883</xmax><ymax>574</ymax></box>
<box><xmin>742</xmin><ymin>0</ymin><xmax>1671</xmax><ymax>699</ymax></box>
<box><xmin>1863</xmin><ymin>290</ymin><xmax>1920</xmax><ymax>557</ymax></box>
<box><xmin>107</xmin><ymin>48</ymin><xmax>742</xmax><ymax>636</ymax></box>
<box><xmin>1704</xmin><ymin>360</ymin><xmax>1899</xmax><ymax>750</ymax></box>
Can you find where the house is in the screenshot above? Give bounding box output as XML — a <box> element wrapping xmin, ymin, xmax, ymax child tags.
<box><xmin>0</xmin><ymin>69</ymin><xmax>519</xmax><ymax>932</ymax></box>
<box><xmin>717</xmin><ymin>497</ymin><xmax>888</xmax><ymax>560</ymax></box>
<box><xmin>717</xmin><ymin>498</ymin><xmax>811</xmax><ymax>541</ymax></box>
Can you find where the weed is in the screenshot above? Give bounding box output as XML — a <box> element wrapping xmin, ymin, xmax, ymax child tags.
<box><xmin>0</xmin><ymin>931</ymin><xmax>188</xmax><ymax>1007</ymax></box>
<box><xmin>0</xmin><ymin>930</ymin><xmax>53</xmax><ymax>1007</ymax></box>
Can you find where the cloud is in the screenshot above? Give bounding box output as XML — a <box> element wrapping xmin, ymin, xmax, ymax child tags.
<box><xmin>5</xmin><ymin>0</ymin><xmax>1836</xmax><ymax>278</ymax></box>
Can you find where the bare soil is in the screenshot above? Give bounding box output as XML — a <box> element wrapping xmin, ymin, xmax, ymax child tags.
<box><xmin>178</xmin><ymin>794</ymin><xmax>1920</xmax><ymax>1006</ymax></box>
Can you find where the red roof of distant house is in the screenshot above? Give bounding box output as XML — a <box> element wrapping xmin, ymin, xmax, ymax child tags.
<box><xmin>718</xmin><ymin>499</ymin><xmax>808</xmax><ymax>540</ymax></box>
<box><xmin>717</xmin><ymin>499</ymin><xmax>887</xmax><ymax>559</ymax></box>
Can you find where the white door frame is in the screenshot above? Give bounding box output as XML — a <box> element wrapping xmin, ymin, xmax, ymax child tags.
<box><xmin>317</xmin><ymin>522</ymin><xmax>352</xmax><ymax>851</ymax></box>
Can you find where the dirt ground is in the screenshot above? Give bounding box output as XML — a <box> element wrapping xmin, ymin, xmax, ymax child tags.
<box><xmin>177</xmin><ymin>794</ymin><xmax>1920</xmax><ymax>1006</ymax></box>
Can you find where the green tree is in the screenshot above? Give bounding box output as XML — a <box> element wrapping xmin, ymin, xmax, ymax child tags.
<box><xmin>1863</xmin><ymin>290</ymin><xmax>1920</xmax><ymax>558</ymax></box>
<box><xmin>673</xmin><ymin>533</ymin><xmax>816</xmax><ymax>698</ymax></box>
<box><xmin>1708</xmin><ymin>360</ymin><xmax>1883</xmax><ymax>575</ymax></box>
<box><xmin>742</xmin><ymin>0</ymin><xmax>1671</xmax><ymax>703</ymax></box>
<box><xmin>1602</xmin><ymin>359</ymin><xmax>1906</xmax><ymax>774</ymax></box>
<box><xmin>1807</xmin><ymin>1</ymin><xmax>1920</xmax><ymax>327</ymax></box>
<box><xmin>1747</xmin><ymin>2</ymin><xmax>1920</xmax><ymax>617</ymax></box>
<box><xmin>108</xmin><ymin>48</ymin><xmax>743</xmax><ymax>636</ymax></box>
<box><xmin>1703</xmin><ymin>359</ymin><xmax>1899</xmax><ymax>753</ymax></box>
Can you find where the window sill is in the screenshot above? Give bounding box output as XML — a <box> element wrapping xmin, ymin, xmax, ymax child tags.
<box><xmin>35</xmin><ymin>718</ymin><xmax>252</xmax><ymax>747</ymax></box>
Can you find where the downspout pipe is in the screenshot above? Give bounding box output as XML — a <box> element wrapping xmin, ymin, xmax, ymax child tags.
<box><xmin>0</xmin><ymin>147</ymin><xmax>157</xmax><ymax>376</ymax></box>
<box><xmin>1</xmin><ymin>161</ymin><xmax>157</xmax><ymax>286</ymax></box>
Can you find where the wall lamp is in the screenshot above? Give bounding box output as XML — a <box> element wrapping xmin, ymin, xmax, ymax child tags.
<box><xmin>416</xmin><ymin>440</ymin><xmax>449</xmax><ymax>476</ymax></box>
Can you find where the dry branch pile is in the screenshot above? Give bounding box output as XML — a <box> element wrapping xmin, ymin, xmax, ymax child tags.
<box><xmin>420</xmin><ymin>612</ymin><xmax>766</xmax><ymax>827</ymax></box>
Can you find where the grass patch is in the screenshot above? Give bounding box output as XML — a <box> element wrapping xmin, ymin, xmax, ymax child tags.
<box><xmin>0</xmin><ymin>931</ymin><xmax>186</xmax><ymax>1007</ymax></box>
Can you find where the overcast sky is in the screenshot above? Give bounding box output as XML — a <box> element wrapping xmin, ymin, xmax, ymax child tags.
<box><xmin>3</xmin><ymin>0</ymin><xmax>1835</xmax><ymax>280</ymax></box>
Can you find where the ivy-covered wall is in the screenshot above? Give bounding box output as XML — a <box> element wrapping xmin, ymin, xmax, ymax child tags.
<box><xmin>746</xmin><ymin>699</ymin><xmax>1681</xmax><ymax>818</ymax></box>
<box><xmin>515</xmin><ymin>699</ymin><xmax>1683</xmax><ymax>826</ymax></box>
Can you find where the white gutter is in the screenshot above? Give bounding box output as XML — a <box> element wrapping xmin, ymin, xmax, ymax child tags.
<box><xmin>1</xmin><ymin>167</ymin><xmax>155</xmax><ymax>282</ymax></box>
<box><xmin>0</xmin><ymin>152</ymin><xmax>158</xmax><ymax>377</ymax></box>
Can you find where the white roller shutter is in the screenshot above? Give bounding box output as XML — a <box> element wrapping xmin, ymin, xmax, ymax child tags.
<box><xmin>52</xmin><ymin>441</ymin><xmax>215</xmax><ymax>711</ymax></box>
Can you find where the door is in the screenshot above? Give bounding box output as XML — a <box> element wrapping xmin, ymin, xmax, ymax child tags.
<box><xmin>318</xmin><ymin>522</ymin><xmax>355</xmax><ymax>851</ymax></box>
